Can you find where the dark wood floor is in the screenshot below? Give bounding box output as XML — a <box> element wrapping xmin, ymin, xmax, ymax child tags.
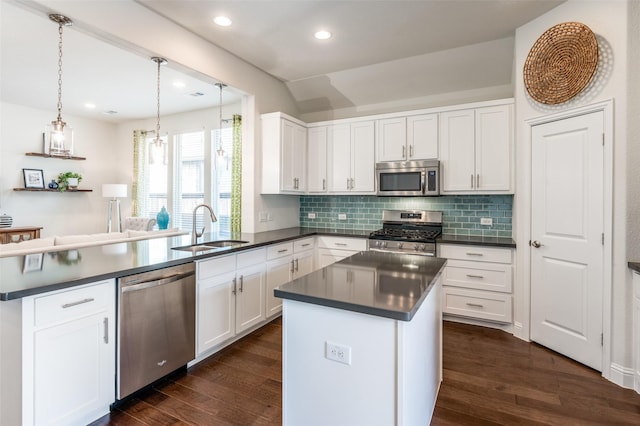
<box><xmin>92</xmin><ymin>318</ymin><xmax>640</xmax><ymax>425</ymax></box>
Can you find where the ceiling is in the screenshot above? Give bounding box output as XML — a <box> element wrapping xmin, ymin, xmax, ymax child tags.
<box><xmin>1</xmin><ymin>0</ymin><xmax>564</xmax><ymax>122</ymax></box>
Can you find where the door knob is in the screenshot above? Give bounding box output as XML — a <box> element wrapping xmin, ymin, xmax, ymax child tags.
<box><xmin>531</xmin><ymin>240</ymin><xmax>543</xmax><ymax>248</ymax></box>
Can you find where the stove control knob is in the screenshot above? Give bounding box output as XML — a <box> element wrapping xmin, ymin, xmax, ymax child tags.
<box><xmin>374</xmin><ymin>241</ymin><xmax>380</xmax><ymax>248</ymax></box>
<box><xmin>398</xmin><ymin>243</ymin><xmax>404</xmax><ymax>249</ymax></box>
<box><xmin>382</xmin><ymin>241</ymin><xmax>388</xmax><ymax>249</ymax></box>
<box><xmin>418</xmin><ymin>244</ymin><xmax>425</xmax><ymax>251</ymax></box>
<box><xmin>413</xmin><ymin>244</ymin><xmax>420</xmax><ymax>251</ymax></box>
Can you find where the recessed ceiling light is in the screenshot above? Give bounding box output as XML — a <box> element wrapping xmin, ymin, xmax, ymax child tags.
<box><xmin>214</xmin><ymin>16</ymin><xmax>232</xmax><ymax>27</ymax></box>
<box><xmin>84</xmin><ymin>103</ymin><xmax>96</xmax><ymax>109</ymax></box>
<box><xmin>173</xmin><ymin>81</ymin><xmax>186</xmax><ymax>88</ymax></box>
<box><xmin>314</xmin><ymin>30</ymin><xmax>332</xmax><ymax>40</ymax></box>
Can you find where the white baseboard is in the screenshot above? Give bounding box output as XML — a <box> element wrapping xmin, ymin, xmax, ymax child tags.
<box><xmin>443</xmin><ymin>314</ymin><xmax>513</xmax><ymax>334</ymax></box>
<box><xmin>608</xmin><ymin>362</ymin><xmax>635</xmax><ymax>391</ymax></box>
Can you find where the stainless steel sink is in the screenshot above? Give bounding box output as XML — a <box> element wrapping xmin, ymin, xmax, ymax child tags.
<box><xmin>172</xmin><ymin>240</ymin><xmax>248</xmax><ymax>252</ymax></box>
<box><xmin>202</xmin><ymin>240</ymin><xmax>248</xmax><ymax>248</ymax></box>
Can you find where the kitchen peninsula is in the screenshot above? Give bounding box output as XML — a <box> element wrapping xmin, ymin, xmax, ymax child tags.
<box><xmin>275</xmin><ymin>251</ymin><xmax>446</xmax><ymax>425</ymax></box>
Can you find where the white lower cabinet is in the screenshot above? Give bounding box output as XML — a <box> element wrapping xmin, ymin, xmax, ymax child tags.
<box><xmin>316</xmin><ymin>236</ymin><xmax>368</xmax><ymax>268</ymax></box>
<box><xmin>438</xmin><ymin>244</ymin><xmax>514</xmax><ymax>324</ymax></box>
<box><xmin>196</xmin><ymin>248</ymin><xmax>266</xmax><ymax>357</ymax></box>
<box><xmin>22</xmin><ymin>280</ymin><xmax>116</xmax><ymax>426</ymax></box>
<box><xmin>266</xmin><ymin>237</ymin><xmax>316</xmax><ymax>318</ymax></box>
<box><xmin>633</xmin><ymin>271</ymin><xmax>640</xmax><ymax>393</ymax></box>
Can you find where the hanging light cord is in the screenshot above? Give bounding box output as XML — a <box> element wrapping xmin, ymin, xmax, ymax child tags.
<box><xmin>56</xmin><ymin>22</ymin><xmax>64</xmax><ymax>123</ymax></box>
<box><xmin>151</xmin><ymin>57</ymin><xmax>167</xmax><ymax>147</ymax></box>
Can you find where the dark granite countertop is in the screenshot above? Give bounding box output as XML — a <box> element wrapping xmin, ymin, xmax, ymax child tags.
<box><xmin>0</xmin><ymin>227</ymin><xmax>370</xmax><ymax>301</ymax></box>
<box><xmin>275</xmin><ymin>251</ymin><xmax>446</xmax><ymax>321</ymax></box>
<box><xmin>438</xmin><ymin>234</ymin><xmax>516</xmax><ymax>248</ymax></box>
<box><xmin>629</xmin><ymin>262</ymin><xmax>640</xmax><ymax>273</ymax></box>
<box><xmin>0</xmin><ymin>226</ymin><xmax>510</xmax><ymax>301</ymax></box>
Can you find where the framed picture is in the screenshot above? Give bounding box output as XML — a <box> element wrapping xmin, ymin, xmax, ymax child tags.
<box><xmin>22</xmin><ymin>168</ymin><xmax>45</xmax><ymax>189</ymax></box>
<box><xmin>23</xmin><ymin>253</ymin><xmax>44</xmax><ymax>273</ymax></box>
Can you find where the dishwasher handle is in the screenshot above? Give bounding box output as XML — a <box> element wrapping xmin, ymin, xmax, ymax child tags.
<box><xmin>121</xmin><ymin>271</ymin><xmax>195</xmax><ymax>293</ymax></box>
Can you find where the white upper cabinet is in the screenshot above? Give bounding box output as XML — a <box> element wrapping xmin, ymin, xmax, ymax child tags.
<box><xmin>327</xmin><ymin>121</ymin><xmax>375</xmax><ymax>194</ymax></box>
<box><xmin>261</xmin><ymin>112</ymin><xmax>307</xmax><ymax>194</ymax></box>
<box><xmin>376</xmin><ymin>114</ymin><xmax>438</xmax><ymax>162</ymax></box>
<box><xmin>439</xmin><ymin>103</ymin><xmax>513</xmax><ymax>194</ymax></box>
<box><xmin>307</xmin><ymin>126</ymin><xmax>328</xmax><ymax>193</ymax></box>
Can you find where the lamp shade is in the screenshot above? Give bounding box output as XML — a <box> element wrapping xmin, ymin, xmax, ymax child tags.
<box><xmin>102</xmin><ymin>184</ymin><xmax>127</xmax><ymax>198</ymax></box>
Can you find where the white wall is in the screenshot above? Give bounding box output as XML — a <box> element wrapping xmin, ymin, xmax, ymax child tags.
<box><xmin>514</xmin><ymin>0</ymin><xmax>636</xmax><ymax>382</ymax></box>
<box><xmin>0</xmin><ymin>102</ymin><xmax>120</xmax><ymax>236</ymax></box>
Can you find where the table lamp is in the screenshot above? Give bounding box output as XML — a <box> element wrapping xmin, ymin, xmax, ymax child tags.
<box><xmin>102</xmin><ymin>184</ymin><xmax>127</xmax><ymax>232</ymax></box>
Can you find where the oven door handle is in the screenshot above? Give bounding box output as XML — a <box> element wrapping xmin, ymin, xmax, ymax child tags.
<box><xmin>421</xmin><ymin>170</ymin><xmax>426</xmax><ymax>195</ymax></box>
<box><xmin>121</xmin><ymin>272</ymin><xmax>195</xmax><ymax>293</ymax></box>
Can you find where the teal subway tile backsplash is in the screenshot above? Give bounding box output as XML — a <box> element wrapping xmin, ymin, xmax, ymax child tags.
<box><xmin>300</xmin><ymin>195</ymin><xmax>513</xmax><ymax>237</ymax></box>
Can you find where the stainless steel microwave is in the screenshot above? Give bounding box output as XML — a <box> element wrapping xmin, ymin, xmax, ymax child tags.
<box><xmin>376</xmin><ymin>159</ymin><xmax>440</xmax><ymax>196</ymax></box>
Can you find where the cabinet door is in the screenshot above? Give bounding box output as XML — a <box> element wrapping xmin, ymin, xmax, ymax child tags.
<box><xmin>33</xmin><ymin>309</ymin><xmax>114</xmax><ymax>425</ymax></box>
<box><xmin>475</xmin><ymin>105</ymin><xmax>512</xmax><ymax>192</ymax></box>
<box><xmin>266</xmin><ymin>256</ymin><xmax>293</xmax><ymax>317</ymax></box>
<box><xmin>407</xmin><ymin>113</ymin><xmax>438</xmax><ymax>160</ymax></box>
<box><xmin>350</xmin><ymin>121</ymin><xmax>376</xmax><ymax>193</ymax></box>
<box><xmin>376</xmin><ymin>117</ymin><xmax>406</xmax><ymax>162</ymax></box>
<box><xmin>439</xmin><ymin>109</ymin><xmax>475</xmax><ymax>192</ymax></box>
<box><xmin>281</xmin><ymin>119</ymin><xmax>299</xmax><ymax>192</ymax></box>
<box><xmin>236</xmin><ymin>264</ymin><xmax>266</xmax><ymax>333</ymax></box>
<box><xmin>292</xmin><ymin>123</ymin><xmax>307</xmax><ymax>192</ymax></box>
<box><xmin>294</xmin><ymin>250</ymin><xmax>315</xmax><ymax>279</ymax></box>
<box><xmin>308</xmin><ymin>126</ymin><xmax>328</xmax><ymax>193</ymax></box>
<box><xmin>197</xmin><ymin>271</ymin><xmax>236</xmax><ymax>355</ymax></box>
<box><xmin>327</xmin><ymin>124</ymin><xmax>352</xmax><ymax>192</ymax></box>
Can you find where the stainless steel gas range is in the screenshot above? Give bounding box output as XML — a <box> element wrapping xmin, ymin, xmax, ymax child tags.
<box><xmin>369</xmin><ymin>209</ymin><xmax>443</xmax><ymax>256</ymax></box>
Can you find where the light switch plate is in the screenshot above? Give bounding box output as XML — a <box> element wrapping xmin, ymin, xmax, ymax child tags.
<box><xmin>308</xmin><ymin>212</ymin><xmax>316</xmax><ymax>219</ymax></box>
<box><xmin>338</xmin><ymin>213</ymin><xmax>347</xmax><ymax>220</ymax></box>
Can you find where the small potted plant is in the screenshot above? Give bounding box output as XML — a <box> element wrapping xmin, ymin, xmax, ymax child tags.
<box><xmin>56</xmin><ymin>172</ymin><xmax>82</xmax><ymax>192</ymax></box>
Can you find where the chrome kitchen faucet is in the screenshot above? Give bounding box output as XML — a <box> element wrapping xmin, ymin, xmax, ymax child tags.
<box><xmin>192</xmin><ymin>204</ymin><xmax>217</xmax><ymax>245</ymax></box>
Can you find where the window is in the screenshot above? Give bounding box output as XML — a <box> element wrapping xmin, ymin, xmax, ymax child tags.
<box><xmin>139</xmin><ymin>127</ymin><xmax>233</xmax><ymax>233</ymax></box>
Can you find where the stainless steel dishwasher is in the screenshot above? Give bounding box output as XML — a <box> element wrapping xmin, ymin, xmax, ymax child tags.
<box><xmin>117</xmin><ymin>262</ymin><xmax>195</xmax><ymax>399</ymax></box>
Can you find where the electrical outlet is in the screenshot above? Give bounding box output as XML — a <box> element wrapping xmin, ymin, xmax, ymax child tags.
<box><xmin>308</xmin><ymin>212</ymin><xmax>316</xmax><ymax>219</ymax></box>
<box><xmin>325</xmin><ymin>341</ymin><xmax>351</xmax><ymax>365</ymax></box>
<box><xmin>480</xmin><ymin>217</ymin><xmax>493</xmax><ymax>226</ymax></box>
<box><xmin>338</xmin><ymin>213</ymin><xmax>347</xmax><ymax>220</ymax></box>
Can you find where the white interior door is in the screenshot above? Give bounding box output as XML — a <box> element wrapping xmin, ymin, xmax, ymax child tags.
<box><xmin>530</xmin><ymin>111</ymin><xmax>604</xmax><ymax>371</ymax></box>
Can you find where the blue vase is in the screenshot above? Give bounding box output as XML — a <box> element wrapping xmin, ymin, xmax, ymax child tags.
<box><xmin>156</xmin><ymin>207</ymin><xmax>170</xmax><ymax>230</ymax></box>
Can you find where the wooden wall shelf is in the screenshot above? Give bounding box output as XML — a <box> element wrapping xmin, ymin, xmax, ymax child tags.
<box><xmin>25</xmin><ymin>152</ymin><xmax>86</xmax><ymax>161</ymax></box>
<box><xmin>13</xmin><ymin>188</ymin><xmax>92</xmax><ymax>192</ymax></box>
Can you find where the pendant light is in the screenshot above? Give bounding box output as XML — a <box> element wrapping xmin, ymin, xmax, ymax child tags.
<box><xmin>47</xmin><ymin>14</ymin><xmax>74</xmax><ymax>156</ymax></box>
<box><xmin>150</xmin><ymin>57</ymin><xmax>167</xmax><ymax>165</ymax></box>
<box><xmin>215</xmin><ymin>82</ymin><xmax>227</xmax><ymax>158</ymax></box>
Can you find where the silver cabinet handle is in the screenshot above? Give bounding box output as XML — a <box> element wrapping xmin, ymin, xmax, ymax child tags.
<box><xmin>239</xmin><ymin>275</ymin><xmax>244</xmax><ymax>293</ymax></box>
<box><xmin>471</xmin><ymin>174</ymin><xmax>474</xmax><ymax>189</ymax></box>
<box><xmin>346</xmin><ymin>178</ymin><xmax>350</xmax><ymax>190</ymax></box>
<box><xmin>290</xmin><ymin>260</ymin><xmax>295</xmax><ymax>273</ymax></box>
<box><xmin>466</xmin><ymin>274</ymin><xmax>484</xmax><ymax>279</ymax></box>
<box><xmin>277</xmin><ymin>248</ymin><xmax>289</xmax><ymax>253</ymax></box>
<box><xmin>103</xmin><ymin>317</ymin><xmax>109</xmax><ymax>344</ymax></box>
<box><xmin>466</xmin><ymin>303</ymin><xmax>484</xmax><ymax>308</ymax></box>
<box><xmin>232</xmin><ymin>277</ymin><xmax>237</xmax><ymax>295</ymax></box>
<box><xmin>402</xmin><ymin>145</ymin><xmax>406</xmax><ymax>159</ymax></box>
<box><xmin>322</xmin><ymin>178</ymin><xmax>326</xmax><ymax>191</ymax></box>
<box><xmin>351</xmin><ymin>178</ymin><xmax>354</xmax><ymax>189</ymax></box>
<box><xmin>335</xmin><ymin>243</ymin><xmax>348</xmax><ymax>247</ymax></box>
<box><xmin>301</xmin><ymin>243</ymin><xmax>311</xmax><ymax>247</ymax></box>
<box><xmin>476</xmin><ymin>174</ymin><xmax>480</xmax><ymax>188</ymax></box>
<box><xmin>465</xmin><ymin>252</ymin><xmax>484</xmax><ymax>256</ymax></box>
<box><xmin>531</xmin><ymin>240</ymin><xmax>543</xmax><ymax>248</ymax></box>
<box><xmin>62</xmin><ymin>298</ymin><xmax>94</xmax><ymax>309</ymax></box>
<box><xmin>409</xmin><ymin>145</ymin><xmax>414</xmax><ymax>157</ymax></box>
<box><xmin>157</xmin><ymin>360</ymin><xmax>167</xmax><ymax>367</ymax></box>
<box><xmin>295</xmin><ymin>258</ymin><xmax>299</xmax><ymax>272</ymax></box>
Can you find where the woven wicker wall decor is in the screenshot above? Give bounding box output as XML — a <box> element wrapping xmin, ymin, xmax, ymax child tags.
<box><xmin>524</xmin><ymin>22</ymin><xmax>598</xmax><ymax>105</ymax></box>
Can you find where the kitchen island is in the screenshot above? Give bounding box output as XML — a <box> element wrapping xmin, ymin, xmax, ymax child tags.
<box><xmin>275</xmin><ymin>251</ymin><xmax>446</xmax><ymax>426</ymax></box>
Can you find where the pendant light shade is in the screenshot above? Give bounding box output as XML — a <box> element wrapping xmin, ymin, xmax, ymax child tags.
<box><xmin>215</xmin><ymin>82</ymin><xmax>226</xmax><ymax>158</ymax></box>
<box><xmin>46</xmin><ymin>14</ymin><xmax>74</xmax><ymax>156</ymax></box>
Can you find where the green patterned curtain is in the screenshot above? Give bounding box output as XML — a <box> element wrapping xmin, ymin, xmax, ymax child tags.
<box><xmin>230</xmin><ymin>114</ymin><xmax>242</xmax><ymax>232</ymax></box>
<box><xmin>132</xmin><ymin>130</ymin><xmax>148</xmax><ymax>217</ymax></box>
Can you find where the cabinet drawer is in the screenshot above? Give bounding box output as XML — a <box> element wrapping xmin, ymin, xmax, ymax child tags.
<box><xmin>237</xmin><ymin>248</ymin><xmax>266</xmax><ymax>269</ymax></box>
<box><xmin>444</xmin><ymin>260</ymin><xmax>512</xmax><ymax>293</ymax></box>
<box><xmin>267</xmin><ymin>242</ymin><xmax>294</xmax><ymax>260</ymax></box>
<box><xmin>316</xmin><ymin>236</ymin><xmax>367</xmax><ymax>251</ymax></box>
<box><xmin>439</xmin><ymin>244</ymin><xmax>512</xmax><ymax>264</ymax></box>
<box><xmin>442</xmin><ymin>287</ymin><xmax>512</xmax><ymax>323</ymax></box>
<box><xmin>33</xmin><ymin>280</ymin><xmax>114</xmax><ymax>327</ymax></box>
<box><xmin>198</xmin><ymin>254</ymin><xmax>235</xmax><ymax>280</ymax></box>
<box><xmin>294</xmin><ymin>237</ymin><xmax>315</xmax><ymax>252</ymax></box>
